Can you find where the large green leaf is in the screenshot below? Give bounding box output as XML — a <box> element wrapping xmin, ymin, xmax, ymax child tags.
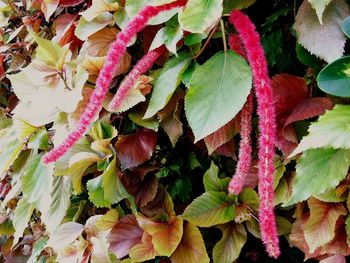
<box><xmin>13</xmin><ymin>198</ymin><xmax>36</xmax><ymax>246</ymax></box>
<box><xmin>291</xmin><ymin>105</ymin><xmax>350</xmax><ymax>155</ymax></box>
<box><xmin>317</xmin><ymin>56</ymin><xmax>350</xmax><ymax>97</ymax></box>
<box><xmin>178</xmin><ymin>0</ymin><xmax>223</xmax><ymax>33</ymax></box>
<box><xmin>21</xmin><ymin>154</ymin><xmax>53</xmax><ymax>205</ymax></box>
<box><xmin>102</xmin><ymin>158</ymin><xmax>130</xmax><ymax>204</ymax></box>
<box><xmin>213</xmin><ymin>223</ymin><xmax>247</xmax><ymax>263</ymax></box>
<box><xmin>43</xmin><ymin>176</ymin><xmax>72</xmax><ymax>234</ymax></box>
<box><xmin>284</xmin><ymin>148</ymin><xmax>350</xmax><ymax>205</ymax></box>
<box><xmin>185</xmin><ymin>51</ymin><xmax>252</xmax><ymax>142</ymax></box>
<box><xmin>181</xmin><ymin>191</ymin><xmax>234</xmax><ymax>227</ymax></box>
<box><xmin>144</xmin><ymin>52</ymin><xmax>191</xmax><ymax>118</ymax></box>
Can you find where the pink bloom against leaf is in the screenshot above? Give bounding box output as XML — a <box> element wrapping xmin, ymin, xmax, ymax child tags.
<box><xmin>42</xmin><ymin>0</ymin><xmax>187</xmax><ymax>164</ymax></box>
<box><xmin>229</xmin><ymin>10</ymin><xmax>280</xmax><ymax>258</ymax></box>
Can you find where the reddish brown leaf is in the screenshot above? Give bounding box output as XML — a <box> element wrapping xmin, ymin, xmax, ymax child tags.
<box><xmin>212</xmin><ymin>139</ymin><xmax>235</xmax><ymax>158</ymax></box>
<box><xmin>129</xmin><ymin>232</ymin><xmax>158</xmax><ymax>262</ymax></box>
<box><xmin>158</xmin><ymin>90</ymin><xmax>185</xmax><ymax>147</ymax></box>
<box><xmin>304</xmin><ymin>198</ymin><xmax>347</xmax><ymax>253</ymax></box>
<box><xmin>289</xmin><ymin>214</ymin><xmax>322</xmax><ymax>260</ymax></box>
<box><xmin>282</xmin><ymin>97</ymin><xmax>333</xmax><ymax>142</ymax></box>
<box><xmin>108</xmin><ymin>215</ymin><xmax>143</xmax><ymax>259</ymax></box>
<box><xmin>122</xmin><ymin>167</ymin><xmax>159</xmax><ymax>207</ymax></box>
<box><xmin>115</xmin><ymin>129</ymin><xmax>157</xmax><ymax>170</ymax></box>
<box><xmin>137</xmin><ymin>214</ymin><xmax>183</xmax><ymax>256</ymax></box>
<box><xmin>272</xmin><ymin>74</ymin><xmax>308</xmax><ymax>118</ymax></box>
<box><xmin>320</xmin><ymin>217</ymin><xmax>350</xmax><ymax>256</ymax></box>
<box><xmin>59</xmin><ymin>0</ymin><xmax>84</xmax><ymax>7</ymax></box>
<box><xmin>204</xmin><ymin>118</ymin><xmax>239</xmax><ymax>155</ymax></box>
<box><xmin>171</xmin><ymin>222</ymin><xmax>209</xmax><ymax>263</ymax></box>
<box><xmin>53</xmin><ymin>14</ymin><xmax>78</xmax><ymax>46</ymax></box>
<box><xmin>320</xmin><ymin>255</ymin><xmax>346</xmax><ymax>263</ymax></box>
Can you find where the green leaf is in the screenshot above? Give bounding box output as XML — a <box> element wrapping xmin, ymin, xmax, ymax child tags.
<box><xmin>29</xmin><ymin>30</ymin><xmax>64</xmax><ymax>67</ymax></box>
<box><xmin>185</xmin><ymin>51</ymin><xmax>252</xmax><ymax>141</ymax></box>
<box><xmin>22</xmin><ymin>154</ymin><xmax>53</xmax><ymax>205</ymax></box>
<box><xmin>0</xmin><ymin>219</ymin><xmax>15</xmax><ymax>235</ymax></box>
<box><xmin>27</xmin><ymin>236</ymin><xmax>49</xmax><ymax>263</ymax></box>
<box><xmin>69</xmin><ymin>151</ymin><xmax>101</xmax><ymax>194</ymax></box>
<box><xmin>203</xmin><ymin>161</ymin><xmax>229</xmax><ymax>192</ymax></box>
<box><xmin>284</xmin><ymin>148</ymin><xmax>350</xmax><ymax>206</ymax></box>
<box><xmin>43</xmin><ymin>176</ymin><xmax>72</xmax><ymax>234</ymax></box>
<box><xmin>144</xmin><ymin>52</ymin><xmax>191</xmax><ymax>118</ymax></box>
<box><xmin>150</xmin><ymin>22</ymin><xmax>183</xmax><ymax>55</ymax></box>
<box><xmin>291</xmin><ymin>105</ymin><xmax>350</xmax><ymax>155</ymax></box>
<box><xmin>342</xmin><ymin>16</ymin><xmax>350</xmax><ymax>38</ymax></box>
<box><xmin>28</xmin><ymin>128</ymin><xmax>49</xmax><ymax>150</ymax></box>
<box><xmin>0</xmin><ymin>139</ymin><xmax>23</xmax><ymax>177</ymax></box>
<box><xmin>13</xmin><ymin>198</ymin><xmax>36</xmax><ymax>246</ymax></box>
<box><xmin>223</xmin><ymin>0</ymin><xmax>256</xmax><ymax>12</ymax></box>
<box><xmin>317</xmin><ymin>56</ymin><xmax>350</xmax><ymax>97</ymax></box>
<box><xmin>178</xmin><ymin>0</ymin><xmax>223</xmax><ymax>34</ymax></box>
<box><xmin>87</xmin><ymin>175</ymin><xmax>112</xmax><ymax>208</ymax></box>
<box><xmin>308</xmin><ymin>0</ymin><xmax>333</xmax><ymax>24</ymax></box>
<box><xmin>102</xmin><ymin>158</ymin><xmax>130</xmax><ymax>204</ymax></box>
<box><xmin>213</xmin><ymin>223</ymin><xmax>247</xmax><ymax>263</ymax></box>
<box><xmin>181</xmin><ymin>191</ymin><xmax>234</xmax><ymax>227</ymax></box>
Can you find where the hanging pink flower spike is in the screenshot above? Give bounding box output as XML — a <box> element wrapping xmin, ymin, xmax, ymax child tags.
<box><xmin>228</xmin><ymin>94</ymin><xmax>253</xmax><ymax>195</ymax></box>
<box><xmin>229</xmin><ymin>10</ymin><xmax>280</xmax><ymax>258</ymax></box>
<box><xmin>228</xmin><ymin>33</ymin><xmax>254</xmax><ymax>195</ymax></box>
<box><xmin>42</xmin><ymin>0</ymin><xmax>187</xmax><ymax>164</ymax></box>
<box><xmin>108</xmin><ymin>46</ymin><xmax>167</xmax><ymax>111</ymax></box>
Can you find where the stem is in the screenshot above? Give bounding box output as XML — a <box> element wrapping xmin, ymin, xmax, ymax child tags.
<box><xmin>193</xmin><ymin>24</ymin><xmax>218</xmax><ymax>60</ymax></box>
<box><xmin>220</xmin><ymin>19</ymin><xmax>227</xmax><ymax>53</ymax></box>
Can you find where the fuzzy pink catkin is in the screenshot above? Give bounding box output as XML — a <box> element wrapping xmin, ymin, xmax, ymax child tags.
<box><xmin>228</xmin><ymin>94</ymin><xmax>253</xmax><ymax>195</ymax></box>
<box><xmin>228</xmin><ymin>33</ymin><xmax>254</xmax><ymax>195</ymax></box>
<box><xmin>230</xmin><ymin>10</ymin><xmax>280</xmax><ymax>258</ymax></box>
<box><xmin>109</xmin><ymin>46</ymin><xmax>166</xmax><ymax>111</ymax></box>
<box><xmin>42</xmin><ymin>0</ymin><xmax>187</xmax><ymax>164</ymax></box>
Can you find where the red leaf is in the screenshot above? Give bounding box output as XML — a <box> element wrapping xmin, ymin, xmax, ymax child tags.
<box><xmin>204</xmin><ymin>118</ymin><xmax>239</xmax><ymax>155</ymax></box>
<box><xmin>282</xmin><ymin>97</ymin><xmax>333</xmax><ymax>141</ymax></box>
<box><xmin>116</xmin><ymin>129</ymin><xmax>157</xmax><ymax>170</ymax></box>
<box><xmin>59</xmin><ymin>0</ymin><xmax>84</xmax><ymax>7</ymax></box>
<box><xmin>272</xmin><ymin>74</ymin><xmax>308</xmax><ymax>118</ymax></box>
<box><xmin>213</xmin><ymin>139</ymin><xmax>235</xmax><ymax>158</ymax></box>
<box><xmin>108</xmin><ymin>215</ymin><xmax>144</xmax><ymax>259</ymax></box>
<box><xmin>53</xmin><ymin>14</ymin><xmax>78</xmax><ymax>46</ymax></box>
<box><xmin>122</xmin><ymin>167</ymin><xmax>159</xmax><ymax>207</ymax></box>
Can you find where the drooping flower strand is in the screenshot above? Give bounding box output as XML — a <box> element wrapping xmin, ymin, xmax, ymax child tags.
<box><xmin>229</xmin><ymin>10</ymin><xmax>280</xmax><ymax>258</ymax></box>
<box><xmin>228</xmin><ymin>34</ymin><xmax>254</xmax><ymax>195</ymax></box>
<box><xmin>42</xmin><ymin>0</ymin><xmax>187</xmax><ymax>164</ymax></box>
<box><xmin>108</xmin><ymin>46</ymin><xmax>166</xmax><ymax>111</ymax></box>
<box><xmin>228</xmin><ymin>94</ymin><xmax>253</xmax><ymax>195</ymax></box>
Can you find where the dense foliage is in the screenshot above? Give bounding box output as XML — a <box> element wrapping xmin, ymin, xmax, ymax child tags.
<box><xmin>1</xmin><ymin>0</ymin><xmax>350</xmax><ymax>262</ymax></box>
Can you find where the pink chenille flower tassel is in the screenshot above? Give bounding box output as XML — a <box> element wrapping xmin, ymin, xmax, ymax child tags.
<box><xmin>108</xmin><ymin>46</ymin><xmax>166</xmax><ymax>111</ymax></box>
<box><xmin>42</xmin><ymin>1</ymin><xmax>187</xmax><ymax>164</ymax></box>
<box><xmin>229</xmin><ymin>10</ymin><xmax>280</xmax><ymax>258</ymax></box>
<box><xmin>228</xmin><ymin>34</ymin><xmax>254</xmax><ymax>195</ymax></box>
